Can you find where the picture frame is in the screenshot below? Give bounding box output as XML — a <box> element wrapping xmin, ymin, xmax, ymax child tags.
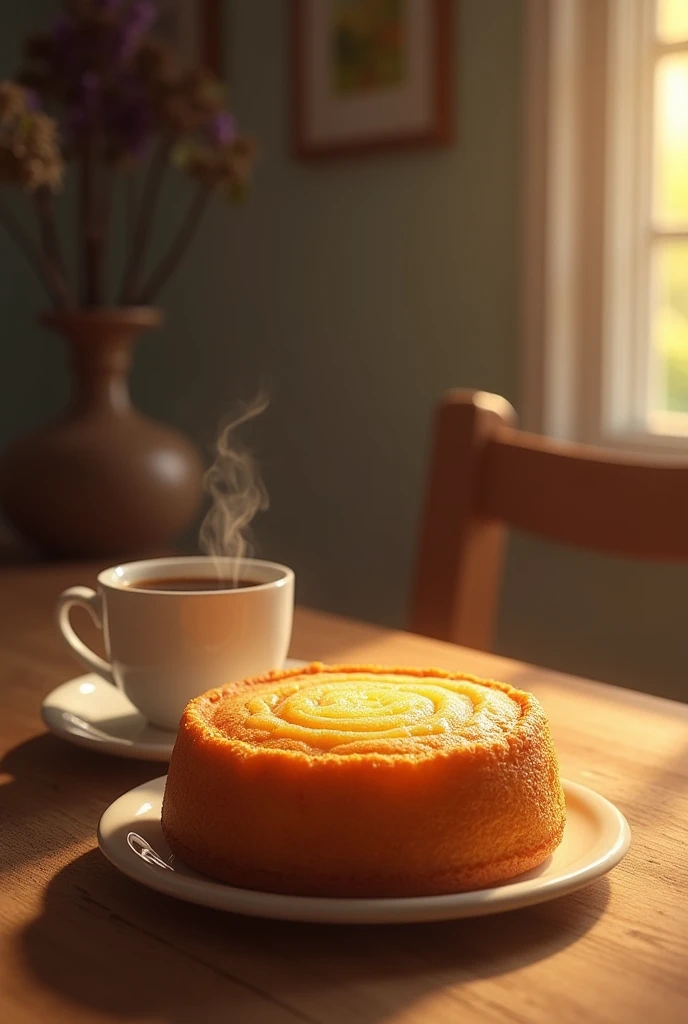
<box><xmin>157</xmin><ymin>0</ymin><xmax>224</xmax><ymax>77</ymax></box>
<box><xmin>290</xmin><ymin>0</ymin><xmax>453</xmax><ymax>159</ymax></box>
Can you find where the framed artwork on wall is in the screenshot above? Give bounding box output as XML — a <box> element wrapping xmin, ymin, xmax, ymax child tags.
<box><xmin>290</xmin><ymin>0</ymin><xmax>453</xmax><ymax>159</ymax></box>
<box><xmin>156</xmin><ymin>0</ymin><xmax>224</xmax><ymax>77</ymax></box>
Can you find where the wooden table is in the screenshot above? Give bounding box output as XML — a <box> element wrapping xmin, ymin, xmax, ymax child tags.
<box><xmin>1</xmin><ymin>563</ymin><xmax>687</xmax><ymax>1024</ymax></box>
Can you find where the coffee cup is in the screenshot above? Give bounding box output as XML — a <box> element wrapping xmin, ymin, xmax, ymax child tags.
<box><xmin>56</xmin><ymin>556</ymin><xmax>294</xmax><ymax>730</ymax></box>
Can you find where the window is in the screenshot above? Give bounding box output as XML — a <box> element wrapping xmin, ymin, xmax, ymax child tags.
<box><xmin>522</xmin><ymin>0</ymin><xmax>688</xmax><ymax>450</ymax></box>
<box><xmin>650</xmin><ymin>0</ymin><xmax>688</xmax><ymax>426</ymax></box>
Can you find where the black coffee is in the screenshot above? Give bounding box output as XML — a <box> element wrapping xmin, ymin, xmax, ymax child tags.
<box><xmin>131</xmin><ymin>576</ymin><xmax>262</xmax><ymax>592</ymax></box>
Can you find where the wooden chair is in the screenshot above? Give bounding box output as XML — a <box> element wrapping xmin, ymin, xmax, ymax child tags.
<box><xmin>410</xmin><ymin>389</ymin><xmax>688</xmax><ymax>651</ymax></box>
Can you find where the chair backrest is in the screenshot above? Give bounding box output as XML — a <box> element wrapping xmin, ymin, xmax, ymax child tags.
<box><xmin>410</xmin><ymin>390</ymin><xmax>688</xmax><ymax>651</ymax></box>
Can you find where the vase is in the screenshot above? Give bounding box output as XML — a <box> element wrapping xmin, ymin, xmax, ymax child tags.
<box><xmin>0</xmin><ymin>308</ymin><xmax>204</xmax><ymax>559</ymax></box>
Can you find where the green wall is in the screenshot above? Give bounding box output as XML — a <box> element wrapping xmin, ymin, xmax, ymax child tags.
<box><xmin>0</xmin><ymin>0</ymin><xmax>70</xmax><ymax>457</ymax></box>
<box><xmin>133</xmin><ymin>0</ymin><xmax>522</xmax><ymax>627</ymax></box>
<box><xmin>2</xmin><ymin>1</ymin><xmax>686</xmax><ymax>700</ymax></box>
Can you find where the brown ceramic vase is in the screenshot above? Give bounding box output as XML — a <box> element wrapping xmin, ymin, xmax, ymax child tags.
<box><xmin>0</xmin><ymin>308</ymin><xmax>204</xmax><ymax>558</ymax></box>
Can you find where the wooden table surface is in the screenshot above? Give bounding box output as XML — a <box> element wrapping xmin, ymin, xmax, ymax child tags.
<box><xmin>1</xmin><ymin>563</ymin><xmax>687</xmax><ymax>1024</ymax></box>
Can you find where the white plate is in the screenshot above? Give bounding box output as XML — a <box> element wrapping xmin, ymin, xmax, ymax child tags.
<box><xmin>98</xmin><ymin>776</ymin><xmax>630</xmax><ymax>924</ymax></box>
<box><xmin>41</xmin><ymin>660</ymin><xmax>308</xmax><ymax>761</ymax></box>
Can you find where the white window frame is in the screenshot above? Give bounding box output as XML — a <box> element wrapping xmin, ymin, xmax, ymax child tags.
<box><xmin>522</xmin><ymin>0</ymin><xmax>688</xmax><ymax>453</ymax></box>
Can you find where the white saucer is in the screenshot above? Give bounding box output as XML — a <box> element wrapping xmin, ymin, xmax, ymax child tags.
<box><xmin>98</xmin><ymin>776</ymin><xmax>630</xmax><ymax>924</ymax></box>
<box><xmin>41</xmin><ymin>660</ymin><xmax>308</xmax><ymax>762</ymax></box>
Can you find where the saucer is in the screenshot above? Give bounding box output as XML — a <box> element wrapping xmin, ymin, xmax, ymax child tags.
<box><xmin>41</xmin><ymin>659</ymin><xmax>308</xmax><ymax>762</ymax></box>
<box><xmin>98</xmin><ymin>776</ymin><xmax>630</xmax><ymax>924</ymax></box>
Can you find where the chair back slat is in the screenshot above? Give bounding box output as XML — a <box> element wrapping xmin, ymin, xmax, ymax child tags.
<box><xmin>483</xmin><ymin>431</ymin><xmax>688</xmax><ymax>560</ymax></box>
<box><xmin>410</xmin><ymin>390</ymin><xmax>688</xmax><ymax>649</ymax></box>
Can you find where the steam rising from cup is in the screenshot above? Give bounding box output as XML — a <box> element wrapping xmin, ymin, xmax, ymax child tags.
<box><xmin>199</xmin><ymin>393</ymin><xmax>269</xmax><ymax>579</ymax></box>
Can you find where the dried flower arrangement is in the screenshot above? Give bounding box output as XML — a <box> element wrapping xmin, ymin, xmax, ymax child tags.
<box><xmin>0</xmin><ymin>0</ymin><xmax>254</xmax><ymax>310</ymax></box>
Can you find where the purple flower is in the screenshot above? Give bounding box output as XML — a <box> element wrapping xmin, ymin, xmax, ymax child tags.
<box><xmin>53</xmin><ymin>1</ymin><xmax>158</xmax><ymax>72</ymax></box>
<box><xmin>105</xmin><ymin>82</ymin><xmax>153</xmax><ymax>158</ymax></box>
<box><xmin>52</xmin><ymin>15</ymin><xmax>73</xmax><ymax>46</ymax></box>
<box><xmin>65</xmin><ymin>72</ymin><xmax>102</xmax><ymax>143</ymax></box>
<box><xmin>119</xmin><ymin>1</ymin><xmax>158</xmax><ymax>59</ymax></box>
<box><xmin>25</xmin><ymin>89</ymin><xmax>41</xmax><ymax>112</ymax></box>
<box><xmin>81</xmin><ymin>72</ymin><xmax>100</xmax><ymax>104</ymax></box>
<box><xmin>129</xmin><ymin>0</ymin><xmax>158</xmax><ymax>31</ymax></box>
<box><xmin>208</xmin><ymin>111</ymin><xmax>237</xmax><ymax>146</ymax></box>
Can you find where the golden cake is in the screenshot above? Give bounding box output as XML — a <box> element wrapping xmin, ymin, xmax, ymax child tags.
<box><xmin>161</xmin><ymin>663</ymin><xmax>566</xmax><ymax>897</ymax></box>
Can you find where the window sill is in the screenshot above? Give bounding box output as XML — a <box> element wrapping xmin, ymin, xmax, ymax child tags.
<box><xmin>598</xmin><ymin>422</ymin><xmax>688</xmax><ymax>457</ymax></box>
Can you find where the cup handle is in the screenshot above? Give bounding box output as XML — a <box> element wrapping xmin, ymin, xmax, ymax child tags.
<box><xmin>56</xmin><ymin>586</ymin><xmax>115</xmax><ymax>685</ymax></box>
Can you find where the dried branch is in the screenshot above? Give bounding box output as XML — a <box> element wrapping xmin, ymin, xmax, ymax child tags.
<box><xmin>99</xmin><ymin>162</ymin><xmax>115</xmax><ymax>299</ymax></box>
<box><xmin>123</xmin><ymin>169</ymin><xmax>138</xmax><ymax>248</ymax></box>
<box><xmin>78</xmin><ymin>132</ymin><xmax>102</xmax><ymax>306</ymax></box>
<box><xmin>137</xmin><ymin>184</ymin><xmax>209</xmax><ymax>304</ymax></box>
<box><xmin>0</xmin><ymin>193</ymin><xmax>64</xmax><ymax>307</ymax></box>
<box><xmin>119</xmin><ymin>138</ymin><xmax>172</xmax><ymax>304</ymax></box>
<box><xmin>34</xmin><ymin>187</ymin><xmax>72</xmax><ymax>308</ymax></box>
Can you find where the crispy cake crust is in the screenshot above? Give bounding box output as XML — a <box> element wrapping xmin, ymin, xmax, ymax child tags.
<box><xmin>161</xmin><ymin>663</ymin><xmax>566</xmax><ymax>897</ymax></box>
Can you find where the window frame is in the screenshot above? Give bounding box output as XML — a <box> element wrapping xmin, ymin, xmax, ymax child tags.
<box><xmin>522</xmin><ymin>0</ymin><xmax>688</xmax><ymax>453</ymax></box>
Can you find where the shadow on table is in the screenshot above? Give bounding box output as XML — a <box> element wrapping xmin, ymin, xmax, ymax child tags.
<box><xmin>18</xmin><ymin>847</ymin><xmax>611</xmax><ymax>1024</ymax></box>
<box><xmin>0</xmin><ymin>734</ymin><xmax>158</xmax><ymax>873</ymax></box>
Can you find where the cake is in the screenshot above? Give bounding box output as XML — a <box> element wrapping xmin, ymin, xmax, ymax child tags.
<box><xmin>161</xmin><ymin>663</ymin><xmax>566</xmax><ymax>897</ymax></box>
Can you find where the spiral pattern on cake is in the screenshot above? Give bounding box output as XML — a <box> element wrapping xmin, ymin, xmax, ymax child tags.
<box><xmin>211</xmin><ymin>670</ymin><xmax>522</xmax><ymax>755</ymax></box>
<box><xmin>162</xmin><ymin>663</ymin><xmax>566</xmax><ymax>897</ymax></box>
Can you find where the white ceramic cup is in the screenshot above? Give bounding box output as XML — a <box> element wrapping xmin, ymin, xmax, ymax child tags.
<box><xmin>56</xmin><ymin>556</ymin><xmax>295</xmax><ymax>730</ymax></box>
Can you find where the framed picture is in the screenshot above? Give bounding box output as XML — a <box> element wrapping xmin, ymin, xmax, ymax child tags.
<box><xmin>156</xmin><ymin>0</ymin><xmax>224</xmax><ymax>77</ymax></box>
<box><xmin>290</xmin><ymin>0</ymin><xmax>452</xmax><ymax>159</ymax></box>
